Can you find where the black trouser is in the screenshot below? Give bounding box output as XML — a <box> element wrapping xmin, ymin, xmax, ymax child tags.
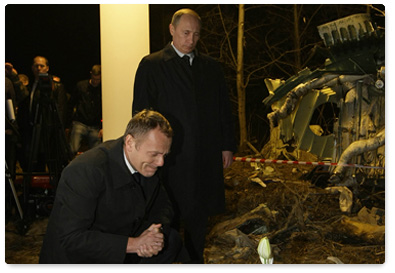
<box><xmin>173</xmin><ymin>208</ymin><xmax>208</xmax><ymax>264</ymax></box>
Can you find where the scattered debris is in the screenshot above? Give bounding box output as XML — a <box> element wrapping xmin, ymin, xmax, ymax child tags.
<box><xmin>250</xmin><ymin>177</ymin><xmax>267</xmax><ymax>188</ymax></box>
<box><xmin>327</xmin><ymin>256</ymin><xmax>344</xmax><ymax>264</ymax></box>
<box><xmin>325</xmin><ymin>186</ymin><xmax>354</xmax><ymax>213</ymax></box>
<box><xmin>205</xmin><ymin>160</ymin><xmax>385</xmax><ymax>264</ymax></box>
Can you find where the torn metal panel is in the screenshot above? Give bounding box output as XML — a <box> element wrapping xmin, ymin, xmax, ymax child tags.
<box><xmin>267</xmin><ymin>74</ymin><xmax>338</xmax><ymax>127</ymax></box>
<box><xmin>293</xmin><ymin>88</ymin><xmax>337</xmax><ymax>159</ymax></box>
<box><xmin>317</xmin><ymin>13</ymin><xmax>383</xmax><ymax>74</ymax></box>
<box><xmin>262</xmin><ymin>12</ymin><xmax>385</xmax><ymax>184</ymax></box>
<box><xmin>317</xmin><ymin>13</ymin><xmax>375</xmax><ymax>47</ymax></box>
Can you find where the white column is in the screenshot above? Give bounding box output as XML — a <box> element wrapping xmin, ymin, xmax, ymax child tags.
<box><xmin>100</xmin><ymin>4</ymin><xmax>150</xmax><ymax>141</ymax></box>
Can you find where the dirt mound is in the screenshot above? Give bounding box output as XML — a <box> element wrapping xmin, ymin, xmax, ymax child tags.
<box><xmin>204</xmin><ymin>160</ymin><xmax>385</xmax><ymax>264</ymax></box>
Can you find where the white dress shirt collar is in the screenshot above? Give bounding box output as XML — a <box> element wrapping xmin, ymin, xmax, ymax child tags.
<box><xmin>123</xmin><ymin>150</ymin><xmax>138</xmax><ymax>174</ymax></box>
<box><xmin>171</xmin><ymin>42</ymin><xmax>194</xmax><ymax>61</ymax></box>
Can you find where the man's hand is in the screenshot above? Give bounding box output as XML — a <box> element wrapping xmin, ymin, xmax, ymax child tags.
<box><xmin>222</xmin><ymin>150</ymin><xmax>233</xmax><ymax>169</ymax></box>
<box><xmin>126</xmin><ymin>223</ymin><xmax>164</xmax><ymax>258</ymax></box>
<box><xmin>5</xmin><ymin>62</ymin><xmax>18</xmax><ymax>77</ymax></box>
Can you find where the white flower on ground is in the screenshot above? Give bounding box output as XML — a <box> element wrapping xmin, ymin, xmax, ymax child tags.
<box><xmin>257</xmin><ymin>236</ymin><xmax>274</xmax><ymax>264</ymax></box>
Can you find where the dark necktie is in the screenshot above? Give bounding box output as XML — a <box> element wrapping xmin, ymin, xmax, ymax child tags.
<box><xmin>133</xmin><ymin>172</ymin><xmax>141</xmax><ymax>185</ymax></box>
<box><xmin>133</xmin><ymin>172</ymin><xmax>146</xmax><ymax>200</ymax></box>
<box><xmin>182</xmin><ymin>55</ymin><xmax>191</xmax><ymax>66</ymax></box>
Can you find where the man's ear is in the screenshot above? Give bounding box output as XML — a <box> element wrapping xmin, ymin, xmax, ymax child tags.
<box><xmin>169</xmin><ymin>23</ymin><xmax>174</xmax><ymax>36</ymax></box>
<box><xmin>125</xmin><ymin>134</ymin><xmax>135</xmax><ymax>152</ymax></box>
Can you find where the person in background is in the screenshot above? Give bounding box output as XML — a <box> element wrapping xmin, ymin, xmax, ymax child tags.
<box><xmin>18</xmin><ymin>73</ymin><xmax>29</xmax><ymax>87</ymax></box>
<box><xmin>5</xmin><ymin>62</ymin><xmax>28</xmax><ymax>220</ymax></box>
<box><xmin>5</xmin><ymin>62</ymin><xmax>29</xmax><ymax>107</ymax></box>
<box><xmin>39</xmin><ymin>109</ymin><xmax>182</xmax><ymax>264</ymax></box>
<box><xmin>5</xmin><ymin>62</ymin><xmax>29</xmax><ymax>175</ymax></box>
<box><xmin>133</xmin><ymin>8</ymin><xmax>237</xmax><ymax>263</ymax></box>
<box><xmin>16</xmin><ymin>56</ymin><xmax>69</xmax><ymax>174</ymax></box>
<box><xmin>5</xmin><ymin>75</ymin><xmax>19</xmax><ymax>181</ymax></box>
<box><xmin>67</xmin><ymin>64</ymin><xmax>102</xmax><ymax>156</ymax></box>
<box><xmin>28</xmin><ymin>56</ymin><xmax>68</xmax><ymax>126</ymax></box>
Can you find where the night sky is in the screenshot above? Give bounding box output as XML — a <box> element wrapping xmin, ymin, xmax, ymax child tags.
<box><xmin>5</xmin><ymin>4</ymin><xmax>193</xmax><ymax>92</ymax></box>
<box><xmin>5</xmin><ymin>4</ymin><xmax>101</xmax><ymax>91</ymax></box>
<box><xmin>6</xmin><ymin>3</ymin><xmax>385</xmax><ymax>92</ymax></box>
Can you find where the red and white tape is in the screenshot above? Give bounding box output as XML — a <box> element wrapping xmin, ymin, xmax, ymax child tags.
<box><xmin>233</xmin><ymin>157</ymin><xmax>385</xmax><ymax>170</ymax></box>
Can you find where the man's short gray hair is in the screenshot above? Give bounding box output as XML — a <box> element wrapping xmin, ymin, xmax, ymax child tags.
<box><xmin>171</xmin><ymin>8</ymin><xmax>201</xmax><ymax>28</ymax></box>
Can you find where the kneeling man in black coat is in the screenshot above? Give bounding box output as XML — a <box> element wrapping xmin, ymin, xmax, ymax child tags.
<box><xmin>39</xmin><ymin>109</ymin><xmax>182</xmax><ymax>263</ymax></box>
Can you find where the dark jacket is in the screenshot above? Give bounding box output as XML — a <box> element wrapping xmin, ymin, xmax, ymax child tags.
<box><xmin>133</xmin><ymin>43</ymin><xmax>236</xmax><ymax>217</ymax></box>
<box><xmin>31</xmin><ymin>75</ymin><xmax>68</xmax><ymax>126</ymax></box>
<box><xmin>17</xmin><ymin>74</ymin><xmax>67</xmax><ymax>129</ymax></box>
<box><xmin>6</xmin><ymin>73</ymin><xmax>29</xmax><ymax>107</ymax></box>
<box><xmin>66</xmin><ymin>79</ymin><xmax>102</xmax><ymax>129</ymax></box>
<box><xmin>39</xmin><ymin>137</ymin><xmax>174</xmax><ymax>263</ymax></box>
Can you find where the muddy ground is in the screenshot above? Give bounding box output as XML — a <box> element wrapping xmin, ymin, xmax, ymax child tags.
<box><xmin>204</xmin><ymin>159</ymin><xmax>385</xmax><ymax>264</ymax></box>
<box><xmin>5</xmin><ymin>158</ymin><xmax>385</xmax><ymax>264</ymax></box>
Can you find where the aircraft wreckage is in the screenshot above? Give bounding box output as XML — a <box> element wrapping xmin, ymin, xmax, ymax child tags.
<box><xmin>262</xmin><ymin>13</ymin><xmax>385</xmax><ymax>188</ymax></box>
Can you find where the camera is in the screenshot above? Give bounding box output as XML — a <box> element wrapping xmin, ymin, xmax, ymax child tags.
<box><xmin>38</xmin><ymin>73</ymin><xmax>53</xmax><ymax>100</ymax></box>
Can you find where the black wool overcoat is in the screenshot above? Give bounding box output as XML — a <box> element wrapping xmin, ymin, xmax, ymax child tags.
<box><xmin>39</xmin><ymin>138</ymin><xmax>174</xmax><ymax>263</ymax></box>
<box><xmin>133</xmin><ymin>43</ymin><xmax>236</xmax><ymax>218</ymax></box>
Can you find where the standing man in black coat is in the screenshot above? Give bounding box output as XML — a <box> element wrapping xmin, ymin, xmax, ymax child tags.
<box><xmin>133</xmin><ymin>8</ymin><xmax>237</xmax><ymax>263</ymax></box>
<box><xmin>39</xmin><ymin>109</ymin><xmax>182</xmax><ymax>263</ymax></box>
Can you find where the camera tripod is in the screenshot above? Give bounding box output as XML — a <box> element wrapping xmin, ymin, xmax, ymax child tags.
<box><xmin>21</xmin><ymin>78</ymin><xmax>72</xmax><ymax>226</ymax></box>
<box><xmin>5</xmin><ymin>161</ymin><xmax>24</xmax><ymax>220</ymax></box>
